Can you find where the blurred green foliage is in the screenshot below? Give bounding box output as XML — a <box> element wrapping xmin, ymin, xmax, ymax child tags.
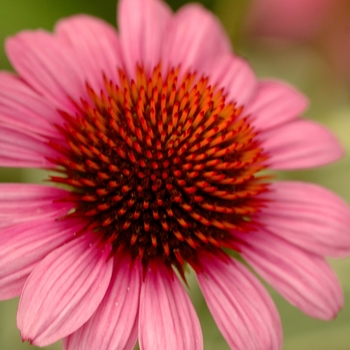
<box><xmin>1</xmin><ymin>0</ymin><xmax>350</xmax><ymax>349</ymax></box>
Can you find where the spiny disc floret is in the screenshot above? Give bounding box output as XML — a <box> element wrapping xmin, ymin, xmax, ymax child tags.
<box><xmin>50</xmin><ymin>64</ymin><xmax>267</xmax><ymax>272</ymax></box>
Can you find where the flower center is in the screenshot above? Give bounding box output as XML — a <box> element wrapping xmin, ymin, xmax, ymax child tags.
<box><xmin>49</xmin><ymin>64</ymin><xmax>268</xmax><ymax>273</ymax></box>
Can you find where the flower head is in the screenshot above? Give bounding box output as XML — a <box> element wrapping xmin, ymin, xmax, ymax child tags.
<box><xmin>1</xmin><ymin>0</ymin><xmax>350</xmax><ymax>349</ymax></box>
<box><xmin>245</xmin><ymin>0</ymin><xmax>334</xmax><ymax>41</ymax></box>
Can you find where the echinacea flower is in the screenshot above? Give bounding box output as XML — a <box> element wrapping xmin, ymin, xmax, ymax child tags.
<box><xmin>245</xmin><ymin>0</ymin><xmax>334</xmax><ymax>42</ymax></box>
<box><xmin>1</xmin><ymin>0</ymin><xmax>350</xmax><ymax>349</ymax></box>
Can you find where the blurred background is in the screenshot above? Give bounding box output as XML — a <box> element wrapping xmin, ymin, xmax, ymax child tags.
<box><xmin>1</xmin><ymin>0</ymin><xmax>350</xmax><ymax>349</ymax></box>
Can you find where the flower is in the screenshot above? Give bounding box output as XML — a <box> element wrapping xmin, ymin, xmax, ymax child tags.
<box><xmin>244</xmin><ymin>0</ymin><xmax>334</xmax><ymax>42</ymax></box>
<box><xmin>244</xmin><ymin>0</ymin><xmax>350</xmax><ymax>82</ymax></box>
<box><xmin>0</xmin><ymin>0</ymin><xmax>350</xmax><ymax>349</ymax></box>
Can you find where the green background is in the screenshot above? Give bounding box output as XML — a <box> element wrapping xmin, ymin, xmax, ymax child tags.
<box><xmin>0</xmin><ymin>0</ymin><xmax>350</xmax><ymax>349</ymax></box>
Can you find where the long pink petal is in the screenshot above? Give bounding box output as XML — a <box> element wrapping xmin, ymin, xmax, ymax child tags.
<box><xmin>0</xmin><ymin>73</ymin><xmax>60</xmax><ymax>138</ymax></box>
<box><xmin>55</xmin><ymin>15</ymin><xmax>122</xmax><ymax>92</ymax></box>
<box><xmin>0</xmin><ymin>184</ymin><xmax>70</xmax><ymax>228</ymax></box>
<box><xmin>118</xmin><ymin>0</ymin><xmax>172</xmax><ymax>77</ymax></box>
<box><xmin>6</xmin><ymin>30</ymin><xmax>88</xmax><ymax>111</ymax></box>
<box><xmin>0</xmin><ymin>218</ymin><xmax>81</xmax><ymax>300</ymax></box>
<box><xmin>63</xmin><ymin>252</ymin><xmax>142</xmax><ymax>350</ymax></box>
<box><xmin>246</xmin><ymin>80</ymin><xmax>308</xmax><ymax>130</ymax></box>
<box><xmin>139</xmin><ymin>265</ymin><xmax>203</xmax><ymax>350</ymax></box>
<box><xmin>162</xmin><ymin>4</ymin><xmax>231</xmax><ymax>74</ymax></box>
<box><xmin>258</xmin><ymin>181</ymin><xmax>350</xmax><ymax>257</ymax></box>
<box><xmin>17</xmin><ymin>235</ymin><xmax>113</xmax><ymax>347</ymax></box>
<box><xmin>197</xmin><ymin>257</ymin><xmax>282</xmax><ymax>350</ymax></box>
<box><xmin>0</xmin><ymin>123</ymin><xmax>57</xmax><ymax>167</ymax></box>
<box><xmin>261</xmin><ymin>120</ymin><xmax>343</xmax><ymax>169</ymax></box>
<box><xmin>236</xmin><ymin>229</ymin><xmax>343</xmax><ymax>319</ymax></box>
<box><xmin>204</xmin><ymin>54</ymin><xmax>257</xmax><ymax>106</ymax></box>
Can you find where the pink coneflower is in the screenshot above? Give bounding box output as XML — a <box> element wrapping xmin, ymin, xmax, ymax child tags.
<box><xmin>245</xmin><ymin>0</ymin><xmax>334</xmax><ymax>42</ymax></box>
<box><xmin>0</xmin><ymin>0</ymin><xmax>349</xmax><ymax>349</ymax></box>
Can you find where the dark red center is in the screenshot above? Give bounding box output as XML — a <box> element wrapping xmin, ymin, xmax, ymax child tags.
<box><xmin>49</xmin><ymin>64</ymin><xmax>268</xmax><ymax>274</ymax></box>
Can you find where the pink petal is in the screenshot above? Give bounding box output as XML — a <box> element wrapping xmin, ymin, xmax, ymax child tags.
<box><xmin>0</xmin><ymin>123</ymin><xmax>57</xmax><ymax>167</ymax></box>
<box><xmin>0</xmin><ymin>73</ymin><xmax>60</xmax><ymax>138</ymax></box>
<box><xmin>55</xmin><ymin>15</ymin><xmax>122</xmax><ymax>92</ymax></box>
<box><xmin>246</xmin><ymin>80</ymin><xmax>308</xmax><ymax>131</ymax></box>
<box><xmin>0</xmin><ymin>184</ymin><xmax>71</xmax><ymax>228</ymax></box>
<box><xmin>118</xmin><ymin>0</ymin><xmax>172</xmax><ymax>77</ymax></box>
<box><xmin>6</xmin><ymin>30</ymin><xmax>88</xmax><ymax>111</ymax></box>
<box><xmin>197</xmin><ymin>257</ymin><xmax>282</xmax><ymax>350</ymax></box>
<box><xmin>0</xmin><ymin>218</ymin><xmax>82</xmax><ymax>300</ymax></box>
<box><xmin>17</xmin><ymin>235</ymin><xmax>113</xmax><ymax>347</ymax></box>
<box><xmin>261</xmin><ymin>120</ymin><xmax>343</xmax><ymax>169</ymax></box>
<box><xmin>236</xmin><ymin>229</ymin><xmax>343</xmax><ymax>319</ymax></box>
<box><xmin>162</xmin><ymin>4</ymin><xmax>232</xmax><ymax>74</ymax></box>
<box><xmin>139</xmin><ymin>265</ymin><xmax>203</xmax><ymax>350</ymax></box>
<box><xmin>204</xmin><ymin>54</ymin><xmax>257</xmax><ymax>106</ymax></box>
<box><xmin>258</xmin><ymin>181</ymin><xmax>350</xmax><ymax>257</ymax></box>
<box><xmin>63</xmin><ymin>252</ymin><xmax>142</xmax><ymax>350</ymax></box>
